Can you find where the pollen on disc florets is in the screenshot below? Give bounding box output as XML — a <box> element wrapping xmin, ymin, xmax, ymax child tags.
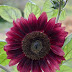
<box><xmin>22</xmin><ymin>31</ymin><xmax>50</xmax><ymax>60</ymax></box>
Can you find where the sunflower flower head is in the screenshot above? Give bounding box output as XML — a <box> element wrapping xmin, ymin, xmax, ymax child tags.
<box><xmin>4</xmin><ymin>12</ymin><xmax>68</xmax><ymax>72</ymax></box>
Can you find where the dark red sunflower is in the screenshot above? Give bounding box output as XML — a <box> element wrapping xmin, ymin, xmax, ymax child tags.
<box><xmin>4</xmin><ymin>12</ymin><xmax>68</xmax><ymax>72</ymax></box>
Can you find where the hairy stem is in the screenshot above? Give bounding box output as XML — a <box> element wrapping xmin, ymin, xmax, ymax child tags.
<box><xmin>0</xmin><ymin>65</ymin><xmax>10</xmax><ymax>72</ymax></box>
<box><xmin>55</xmin><ymin>0</ymin><xmax>62</xmax><ymax>23</ymax></box>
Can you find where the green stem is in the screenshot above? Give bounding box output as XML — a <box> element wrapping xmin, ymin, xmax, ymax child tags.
<box><xmin>0</xmin><ymin>65</ymin><xmax>10</xmax><ymax>72</ymax></box>
<box><xmin>55</xmin><ymin>0</ymin><xmax>62</xmax><ymax>23</ymax></box>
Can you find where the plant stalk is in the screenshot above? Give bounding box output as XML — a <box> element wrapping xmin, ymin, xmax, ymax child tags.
<box><xmin>0</xmin><ymin>65</ymin><xmax>10</xmax><ymax>72</ymax></box>
<box><xmin>55</xmin><ymin>0</ymin><xmax>62</xmax><ymax>23</ymax></box>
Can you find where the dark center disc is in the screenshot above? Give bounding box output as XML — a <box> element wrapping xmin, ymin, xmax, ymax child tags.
<box><xmin>22</xmin><ymin>31</ymin><xmax>50</xmax><ymax>60</ymax></box>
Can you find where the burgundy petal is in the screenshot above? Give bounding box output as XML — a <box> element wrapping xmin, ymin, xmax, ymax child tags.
<box><xmin>9</xmin><ymin>54</ymin><xmax>24</xmax><ymax>66</ymax></box>
<box><xmin>51</xmin><ymin>45</ymin><xmax>65</xmax><ymax>56</ymax></box>
<box><xmin>6</xmin><ymin>31</ymin><xmax>23</xmax><ymax>40</ymax></box>
<box><xmin>6</xmin><ymin>38</ymin><xmax>21</xmax><ymax>44</ymax></box>
<box><xmin>44</xmin><ymin>17</ymin><xmax>56</xmax><ymax>36</ymax></box>
<box><xmin>4</xmin><ymin>44</ymin><xmax>21</xmax><ymax>51</ymax></box>
<box><xmin>28</xmin><ymin>13</ymin><xmax>38</xmax><ymax>31</ymax></box>
<box><xmin>20</xmin><ymin>17</ymin><xmax>31</xmax><ymax>33</ymax></box>
<box><xmin>50</xmin><ymin>27</ymin><xmax>68</xmax><ymax>38</ymax></box>
<box><xmin>32</xmin><ymin>61</ymin><xmax>42</xmax><ymax>72</ymax></box>
<box><xmin>54</xmin><ymin>23</ymin><xmax>61</xmax><ymax>28</ymax></box>
<box><xmin>17</xmin><ymin>57</ymin><xmax>27</xmax><ymax>71</ymax></box>
<box><xmin>39</xmin><ymin>59</ymin><xmax>50</xmax><ymax>72</ymax></box>
<box><xmin>46</xmin><ymin>54</ymin><xmax>60</xmax><ymax>70</ymax></box>
<box><xmin>13</xmin><ymin>20</ymin><xmax>26</xmax><ymax>34</ymax></box>
<box><xmin>37</xmin><ymin>12</ymin><xmax>47</xmax><ymax>30</ymax></box>
<box><xmin>7</xmin><ymin>49</ymin><xmax>23</xmax><ymax>59</ymax></box>
<box><xmin>20</xmin><ymin>58</ymin><xmax>32</xmax><ymax>72</ymax></box>
<box><xmin>55</xmin><ymin>56</ymin><xmax>65</xmax><ymax>64</ymax></box>
<box><xmin>45</xmin><ymin>58</ymin><xmax>56</xmax><ymax>72</ymax></box>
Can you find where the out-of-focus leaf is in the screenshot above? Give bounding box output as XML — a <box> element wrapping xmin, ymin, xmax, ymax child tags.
<box><xmin>0</xmin><ymin>5</ymin><xmax>22</xmax><ymax>22</ymax></box>
<box><xmin>42</xmin><ymin>0</ymin><xmax>66</xmax><ymax>20</ymax></box>
<box><xmin>56</xmin><ymin>65</ymin><xmax>72</xmax><ymax>72</ymax></box>
<box><xmin>0</xmin><ymin>41</ymin><xmax>10</xmax><ymax>66</ymax></box>
<box><xmin>42</xmin><ymin>0</ymin><xmax>53</xmax><ymax>19</ymax></box>
<box><xmin>24</xmin><ymin>2</ymin><xmax>41</xmax><ymax>18</ymax></box>
<box><xmin>51</xmin><ymin>9</ymin><xmax>66</xmax><ymax>20</ymax></box>
<box><xmin>62</xmin><ymin>58</ymin><xmax>72</xmax><ymax>68</ymax></box>
<box><xmin>57</xmin><ymin>34</ymin><xmax>72</xmax><ymax>72</ymax></box>
<box><xmin>30</xmin><ymin>0</ymin><xmax>46</xmax><ymax>9</ymax></box>
<box><xmin>62</xmin><ymin>34</ymin><xmax>72</xmax><ymax>48</ymax></box>
<box><xmin>59</xmin><ymin>9</ymin><xmax>66</xmax><ymax>20</ymax></box>
<box><xmin>62</xmin><ymin>34</ymin><xmax>72</xmax><ymax>60</ymax></box>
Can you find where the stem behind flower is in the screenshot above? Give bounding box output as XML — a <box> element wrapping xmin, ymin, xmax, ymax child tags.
<box><xmin>55</xmin><ymin>0</ymin><xmax>62</xmax><ymax>23</ymax></box>
<box><xmin>0</xmin><ymin>65</ymin><xmax>10</xmax><ymax>72</ymax></box>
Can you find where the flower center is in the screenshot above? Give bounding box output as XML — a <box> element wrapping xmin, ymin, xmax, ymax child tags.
<box><xmin>22</xmin><ymin>31</ymin><xmax>50</xmax><ymax>60</ymax></box>
<box><xmin>31</xmin><ymin>40</ymin><xmax>43</xmax><ymax>54</ymax></box>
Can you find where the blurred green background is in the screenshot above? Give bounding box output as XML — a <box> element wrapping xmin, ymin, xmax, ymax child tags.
<box><xmin>0</xmin><ymin>0</ymin><xmax>72</xmax><ymax>72</ymax></box>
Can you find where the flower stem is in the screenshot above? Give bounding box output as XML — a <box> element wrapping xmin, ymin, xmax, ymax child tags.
<box><xmin>0</xmin><ymin>65</ymin><xmax>10</xmax><ymax>72</ymax></box>
<box><xmin>55</xmin><ymin>0</ymin><xmax>62</xmax><ymax>23</ymax></box>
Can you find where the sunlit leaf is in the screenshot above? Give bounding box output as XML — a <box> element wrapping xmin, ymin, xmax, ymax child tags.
<box><xmin>0</xmin><ymin>40</ymin><xmax>10</xmax><ymax>66</ymax></box>
<box><xmin>62</xmin><ymin>58</ymin><xmax>72</xmax><ymax>68</ymax></box>
<box><xmin>59</xmin><ymin>9</ymin><xmax>66</xmax><ymax>20</ymax></box>
<box><xmin>0</xmin><ymin>5</ymin><xmax>22</xmax><ymax>22</ymax></box>
<box><xmin>24</xmin><ymin>2</ymin><xmax>41</xmax><ymax>18</ymax></box>
<box><xmin>56</xmin><ymin>65</ymin><xmax>72</xmax><ymax>72</ymax></box>
<box><xmin>51</xmin><ymin>9</ymin><xmax>66</xmax><ymax>20</ymax></box>
<box><xmin>56</xmin><ymin>34</ymin><xmax>72</xmax><ymax>72</ymax></box>
<box><xmin>42</xmin><ymin>0</ymin><xmax>53</xmax><ymax>19</ymax></box>
<box><xmin>62</xmin><ymin>34</ymin><xmax>72</xmax><ymax>60</ymax></box>
<box><xmin>30</xmin><ymin>0</ymin><xmax>45</xmax><ymax>9</ymax></box>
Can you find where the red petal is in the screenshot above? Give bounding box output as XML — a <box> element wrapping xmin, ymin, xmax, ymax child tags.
<box><xmin>46</xmin><ymin>54</ymin><xmax>60</xmax><ymax>70</ymax></box>
<box><xmin>9</xmin><ymin>54</ymin><xmax>24</xmax><ymax>66</ymax></box>
<box><xmin>11</xmin><ymin>27</ymin><xmax>25</xmax><ymax>37</ymax></box>
<box><xmin>50</xmin><ymin>27</ymin><xmax>68</xmax><ymax>38</ymax></box>
<box><xmin>50</xmin><ymin>41</ymin><xmax>64</xmax><ymax>47</ymax></box>
<box><xmin>37</xmin><ymin>12</ymin><xmax>47</xmax><ymax>30</ymax></box>
<box><xmin>6</xmin><ymin>31</ymin><xmax>22</xmax><ymax>40</ymax></box>
<box><xmin>39</xmin><ymin>59</ymin><xmax>50</xmax><ymax>72</ymax></box>
<box><xmin>6</xmin><ymin>38</ymin><xmax>21</xmax><ymax>44</ymax></box>
<box><xmin>17</xmin><ymin>57</ymin><xmax>27</xmax><ymax>71</ymax></box>
<box><xmin>32</xmin><ymin>61</ymin><xmax>42</xmax><ymax>72</ymax></box>
<box><xmin>51</xmin><ymin>45</ymin><xmax>65</xmax><ymax>56</ymax></box>
<box><xmin>19</xmin><ymin>58</ymin><xmax>31</xmax><ymax>72</ymax></box>
<box><xmin>50</xmin><ymin>36</ymin><xmax>65</xmax><ymax>44</ymax></box>
<box><xmin>46</xmin><ymin>59</ymin><xmax>56</xmax><ymax>72</ymax></box>
<box><xmin>44</xmin><ymin>17</ymin><xmax>56</xmax><ymax>36</ymax></box>
<box><xmin>7</xmin><ymin>49</ymin><xmax>23</xmax><ymax>59</ymax></box>
<box><xmin>55</xmin><ymin>56</ymin><xmax>65</xmax><ymax>64</ymax></box>
<box><xmin>28</xmin><ymin>13</ymin><xmax>38</xmax><ymax>31</ymax></box>
<box><xmin>20</xmin><ymin>17</ymin><xmax>31</xmax><ymax>33</ymax></box>
<box><xmin>54</xmin><ymin>23</ymin><xmax>61</xmax><ymax>28</ymax></box>
<box><xmin>4</xmin><ymin>44</ymin><xmax>21</xmax><ymax>51</ymax></box>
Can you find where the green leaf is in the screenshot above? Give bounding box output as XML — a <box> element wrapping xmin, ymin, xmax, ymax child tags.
<box><xmin>62</xmin><ymin>34</ymin><xmax>72</xmax><ymax>48</ymax></box>
<box><xmin>0</xmin><ymin>41</ymin><xmax>10</xmax><ymax>66</ymax></box>
<box><xmin>24</xmin><ymin>2</ymin><xmax>41</xmax><ymax>19</ymax></box>
<box><xmin>56</xmin><ymin>65</ymin><xmax>72</xmax><ymax>72</ymax></box>
<box><xmin>62</xmin><ymin>34</ymin><xmax>72</xmax><ymax>60</ymax></box>
<box><xmin>62</xmin><ymin>58</ymin><xmax>72</xmax><ymax>68</ymax></box>
<box><xmin>57</xmin><ymin>34</ymin><xmax>72</xmax><ymax>72</ymax></box>
<box><xmin>42</xmin><ymin>0</ymin><xmax>53</xmax><ymax>19</ymax></box>
<box><xmin>30</xmin><ymin>0</ymin><xmax>45</xmax><ymax>8</ymax></box>
<box><xmin>0</xmin><ymin>5</ymin><xmax>22</xmax><ymax>22</ymax></box>
<box><xmin>59</xmin><ymin>10</ymin><xmax>66</xmax><ymax>20</ymax></box>
<box><xmin>51</xmin><ymin>9</ymin><xmax>66</xmax><ymax>20</ymax></box>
